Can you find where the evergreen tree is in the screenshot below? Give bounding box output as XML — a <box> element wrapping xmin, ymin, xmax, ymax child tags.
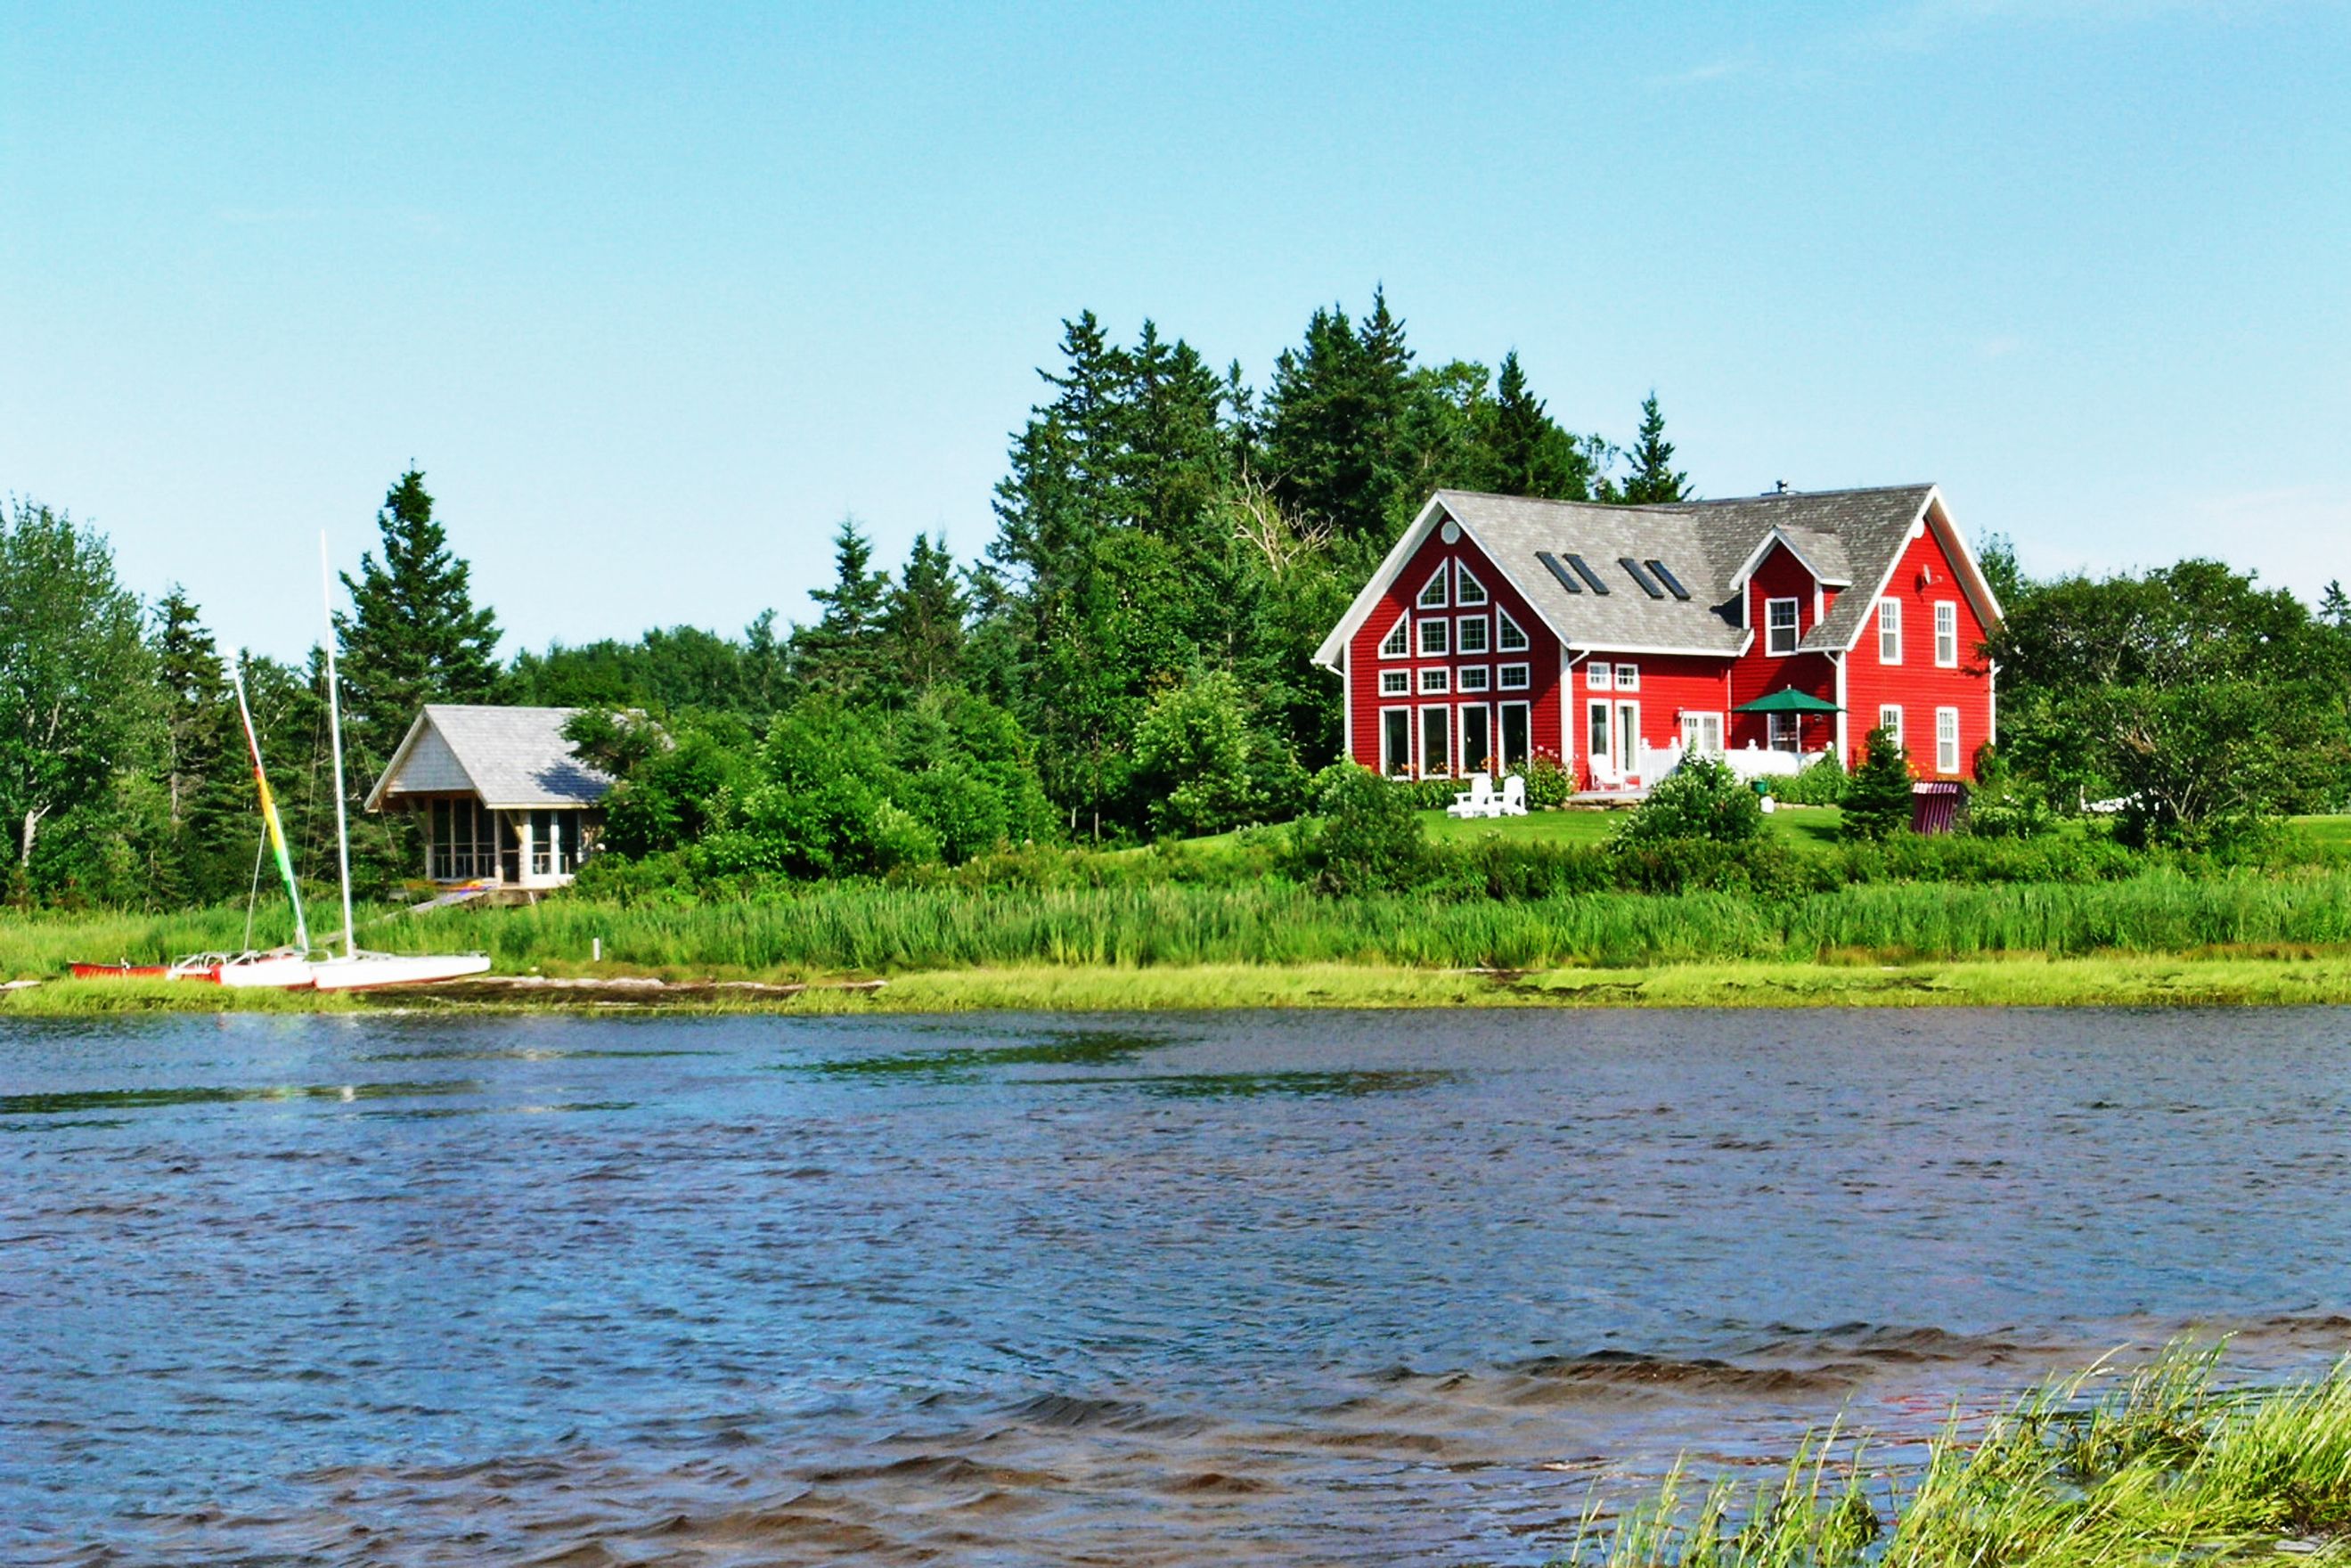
<box><xmin>793</xmin><ymin>516</ymin><xmax>892</xmax><ymax>702</ymax></box>
<box><xmin>337</xmin><ymin>468</ymin><xmax>503</xmax><ymax>758</ymax></box>
<box><xmin>2320</xmin><ymin>580</ymin><xmax>2351</xmax><ymax>633</ymax></box>
<box><xmin>1615</xmin><ymin>392</ymin><xmax>1691</xmax><ymax>504</ymax></box>
<box><xmin>1481</xmin><ymin>350</ymin><xmax>1600</xmax><ymax>501</ymax></box>
<box><xmin>150</xmin><ymin>587</ymin><xmax>257</xmax><ymax>903</ymax></box>
<box><xmin>1261</xmin><ymin>289</ymin><xmax>1417</xmax><ymax>542</ymax></box>
<box><xmin>882</xmin><ymin>532</ymin><xmax>967</xmax><ymax>696</ymax></box>
<box><xmin>1842</xmin><ymin>725</ymin><xmax>1916</xmax><ymax>840</ymax></box>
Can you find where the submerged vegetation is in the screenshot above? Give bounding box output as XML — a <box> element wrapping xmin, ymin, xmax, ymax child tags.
<box><xmin>1565</xmin><ymin>1347</ymin><xmax>2351</xmax><ymax>1568</ymax></box>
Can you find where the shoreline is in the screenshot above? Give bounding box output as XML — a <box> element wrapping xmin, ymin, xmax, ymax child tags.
<box><xmin>11</xmin><ymin>953</ymin><xmax>2351</xmax><ymax>1015</ymax></box>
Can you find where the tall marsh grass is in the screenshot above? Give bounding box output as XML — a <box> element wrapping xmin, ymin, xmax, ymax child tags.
<box><xmin>1571</xmin><ymin>1346</ymin><xmax>2351</xmax><ymax>1568</ymax></box>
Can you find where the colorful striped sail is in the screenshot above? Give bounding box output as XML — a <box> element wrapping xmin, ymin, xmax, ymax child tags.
<box><xmin>228</xmin><ymin>656</ymin><xmax>309</xmax><ymax>954</ymax></box>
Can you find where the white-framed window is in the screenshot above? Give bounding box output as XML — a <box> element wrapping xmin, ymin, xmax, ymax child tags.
<box><xmin>1379</xmin><ymin>669</ymin><xmax>1409</xmax><ymax>696</ymax></box>
<box><xmin>1767</xmin><ymin>597</ymin><xmax>1800</xmax><ymax>656</ymax></box>
<box><xmin>1379</xmin><ymin>617</ymin><xmax>1409</xmax><ymax>658</ymax></box>
<box><xmin>1455</xmin><ymin>563</ymin><xmax>1488</xmax><ymax>606</ymax></box>
<box><xmin>1457</xmin><ymin>615</ymin><xmax>1490</xmax><ymax>655</ymax></box>
<box><xmin>1680</xmin><ymin>712</ymin><xmax>1725</xmax><ymax>755</ymax></box>
<box><xmin>1496</xmin><ymin>608</ymin><xmax>1528</xmax><ymax>652</ymax></box>
<box><xmin>1417</xmin><ymin>568</ymin><xmax>1449</xmax><ymax>610</ymax></box>
<box><xmin>1418</xmin><ymin>617</ymin><xmax>1449</xmax><ymax>657</ymax></box>
<box><xmin>1458</xmin><ymin>665</ymin><xmax>1490</xmax><ymax>692</ymax></box>
<box><xmin>1588</xmin><ymin>661</ymin><xmax>1613</xmax><ymax>691</ymax></box>
<box><xmin>1588</xmin><ymin>699</ymin><xmax>1612</xmax><ymax>761</ymax></box>
<box><xmin>1936</xmin><ymin>706</ymin><xmax>1961</xmax><ymax>774</ymax></box>
<box><xmin>1420</xmin><ymin>705</ymin><xmax>1453</xmax><ymax>776</ymax></box>
<box><xmin>1614</xmin><ymin>663</ymin><xmax>1639</xmax><ymax>691</ymax></box>
<box><xmin>1460</xmin><ymin>704</ymin><xmax>1493</xmax><ymax>773</ymax></box>
<box><xmin>1934</xmin><ymin>601</ymin><xmax>1959</xmax><ymax>667</ymax></box>
<box><xmin>1499</xmin><ymin>702</ymin><xmax>1531</xmax><ymax>769</ymax></box>
<box><xmin>1879</xmin><ymin>705</ymin><xmax>1904</xmax><ymax>750</ymax></box>
<box><xmin>1419</xmin><ymin>666</ymin><xmax>1449</xmax><ymax>693</ymax></box>
<box><xmin>1498</xmin><ymin>663</ymin><xmax>1530</xmax><ymax>690</ymax></box>
<box><xmin>1768</xmin><ymin>712</ymin><xmax>1800</xmax><ymax>752</ymax></box>
<box><xmin>1380</xmin><ymin>707</ymin><xmax>1412</xmax><ymax>777</ymax></box>
<box><xmin>1878</xmin><ymin>599</ymin><xmax>1902</xmax><ymax>664</ymax></box>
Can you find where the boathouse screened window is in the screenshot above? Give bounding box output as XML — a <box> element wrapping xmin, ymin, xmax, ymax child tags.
<box><xmin>528</xmin><ymin>810</ymin><xmax>579</xmax><ymax>878</ymax></box>
<box><xmin>1878</xmin><ymin>599</ymin><xmax>1902</xmax><ymax>664</ymax></box>
<box><xmin>1935</xmin><ymin>601</ymin><xmax>1959</xmax><ymax>666</ymax></box>
<box><xmin>428</xmin><ymin>797</ymin><xmax>498</xmax><ymax>880</ymax></box>
<box><xmin>1767</xmin><ymin>598</ymin><xmax>1800</xmax><ymax>656</ymax></box>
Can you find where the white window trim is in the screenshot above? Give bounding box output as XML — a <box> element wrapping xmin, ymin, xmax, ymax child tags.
<box><xmin>1419</xmin><ymin>704</ymin><xmax>1454</xmax><ymax>777</ymax></box>
<box><xmin>1379</xmin><ymin>616</ymin><xmax>1410</xmax><ymax>659</ymax></box>
<box><xmin>1588</xmin><ymin>661</ymin><xmax>1613</xmax><ymax>691</ymax></box>
<box><xmin>1936</xmin><ymin>706</ymin><xmax>1961</xmax><ymax>774</ymax></box>
<box><xmin>1878</xmin><ymin>599</ymin><xmax>1902</xmax><ymax>665</ymax></box>
<box><xmin>1767</xmin><ymin>711</ymin><xmax>1800</xmax><ymax>752</ymax></box>
<box><xmin>1879</xmin><ymin>705</ymin><xmax>1903</xmax><ymax>750</ymax></box>
<box><xmin>1416</xmin><ymin>568</ymin><xmax>1449</xmax><ymax>610</ymax></box>
<box><xmin>1455</xmin><ymin>562</ymin><xmax>1489</xmax><ymax>606</ymax></box>
<box><xmin>1766</xmin><ymin>597</ymin><xmax>1800</xmax><ymax>657</ymax></box>
<box><xmin>1459</xmin><ymin>703</ymin><xmax>1495</xmax><ymax>772</ymax></box>
<box><xmin>1498</xmin><ymin>663</ymin><xmax>1531</xmax><ymax>690</ymax></box>
<box><xmin>1614</xmin><ymin>662</ymin><xmax>1640</xmax><ymax>692</ymax></box>
<box><xmin>1496</xmin><ymin>607</ymin><xmax>1529</xmax><ymax>652</ymax></box>
<box><xmin>1417</xmin><ymin>617</ymin><xmax>1449</xmax><ymax>657</ymax></box>
<box><xmin>1934</xmin><ymin>600</ymin><xmax>1959</xmax><ymax>667</ymax></box>
<box><xmin>1419</xmin><ymin>666</ymin><xmax>1450</xmax><ymax>694</ymax></box>
<box><xmin>1586</xmin><ymin>698</ymin><xmax>1614</xmax><ymax>762</ymax></box>
<box><xmin>1679</xmin><ymin>711</ymin><xmax>1726</xmax><ymax>755</ymax></box>
<box><xmin>1458</xmin><ymin>666</ymin><xmax>1490</xmax><ymax>692</ymax></box>
<box><xmin>1379</xmin><ymin>669</ymin><xmax>1409</xmax><ymax>695</ymax></box>
<box><xmin>1456</xmin><ymin>613</ymin><xmax>1490</xmax><ymax>655</ymax></box>
<box><xmin>1379</xmin><ymin>706</ymin><xmax>1413</xmax><ymax>777</ymax></box>
<box><xmin>1498</xmin><ymin>700</ymin><xmax>1532</xmax><ymax>770</ymax></box>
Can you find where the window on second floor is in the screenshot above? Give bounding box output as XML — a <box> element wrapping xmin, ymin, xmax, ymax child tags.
<box><xmin>1380</xmin><ymin>617</ymin><xmax>1409</xmax><ymax>658</ymax></box>
<box><xmin>1935</xmin><ymin>601</ymin><xmax>1959</xmax><ymax>666</ymax></box>
<box><xmin>1418</xmin><ymin>617</ymin><xmax>1449</xmax><ymax>657</ymax></box>
<box><xmin>1767</xmin><ymin>597</ymin><xmax>1800</xmax><ymax>656</ymax></box>
<box><xmin>1878</xmin><ymin>599</ymin><xmax>1902</xmax><ymax>664</ymax></box>
<box><xmin>1496</xmin><ymin>608</ymin><xmax>1529</xmax><ymax>652</ymax></box>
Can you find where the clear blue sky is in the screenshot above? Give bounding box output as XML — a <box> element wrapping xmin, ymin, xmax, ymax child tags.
<box><xmin>5</xmin><ymin>2</ymin><xmax>2347</xmax><ymax>660</ymax></box>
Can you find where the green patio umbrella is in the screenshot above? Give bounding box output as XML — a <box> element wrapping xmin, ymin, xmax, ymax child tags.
<box><xmin>1733</xmin><ymin>687</ymin><xmax>1841</xmax><ymax>755</ymax></box>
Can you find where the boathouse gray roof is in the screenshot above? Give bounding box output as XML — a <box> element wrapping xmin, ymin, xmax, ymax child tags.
<box><xmin>364</xmin><ymin>705</ymin><xmax>615</xmax><ymax>812</ymax></box>
<box><xmin>1315</xmin><ymin>484</ymin><xmax>1982</xmax><ymax>666</ymax></box>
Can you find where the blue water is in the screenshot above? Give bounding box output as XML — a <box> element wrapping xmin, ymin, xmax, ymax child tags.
<box><xmin>4</xmin><ymin>1007</ymin><xmax>2347</xmax><ymax>1564</ymax></box>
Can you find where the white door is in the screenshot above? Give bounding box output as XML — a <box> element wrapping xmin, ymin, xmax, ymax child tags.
<box><xmin>1680</xmin><ymin>712</ymin><xmax>1724</xmax><ymax>755</ymax></box>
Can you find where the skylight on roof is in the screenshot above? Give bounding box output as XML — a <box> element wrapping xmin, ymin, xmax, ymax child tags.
<box><xmin>1536</xmin><ymin>551</ymin><xmax>1582</xmax><ymax>594</ymax></box>
<box><xmin>1564</xmin><ymin>554</ymin><xmax>1612</xmax><ymax>595</ymax></box>
<box><xmin>1619</xmin><ymin>558</ymin><xmax>1666</xmax><ymax>600</ymax></box>
<box><xmin>1645</xmin><ymin>559</ymin><xmax>1692</xmax><ymax>600</ymax></box>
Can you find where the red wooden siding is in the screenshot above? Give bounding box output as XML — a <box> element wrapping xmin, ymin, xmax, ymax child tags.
<box><xmin>1727</xmin><ymin>542</ymin><xmax>1839</xmax><ymax>755</ymax></box>
<box><xmin>1346</xmin><ymin>527</ymin><xmax>1561</xmax><ymax>777</ymax></box>
<box><xmin>1841</xmin><ymin>523</ymin><xmax>1994</xmax><ymax>780</ymax></box>
<box><xmin>1567</xmin><ymin>652</ymin><xmax>1728</xmax><ymax>788</ymax></box>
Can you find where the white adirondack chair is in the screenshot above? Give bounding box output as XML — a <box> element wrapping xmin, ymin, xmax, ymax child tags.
<box><xmin>1446</xmin><ymin>772</ymin><xmax>1496</xmax><ymax>819</ymax></box>
<box><xmin>1497</xmin><ymin>774</ymin><xmax>1528</xmax><ymax>816</ymax></box>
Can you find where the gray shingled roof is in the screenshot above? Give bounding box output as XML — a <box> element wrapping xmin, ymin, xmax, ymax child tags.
<box><xmin>1432</xmin><ymin>484</ymin><xmax>1936</xmax><ymax>656</ymax></box>
<box><xmin>367</xmin><ymin>705</ymin><xmax>614</xmax><ymax>811</ymax></box>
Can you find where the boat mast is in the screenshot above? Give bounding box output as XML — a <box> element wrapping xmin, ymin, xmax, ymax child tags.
<box><xmin>226</xmin><ymin>650</ymin><xmax>310</xmax><ymax>954</ymax></box>
<box><xmin>321</xmin><ymin>535</ymin><xmax>356</xmax><ymax>960</ymax></box>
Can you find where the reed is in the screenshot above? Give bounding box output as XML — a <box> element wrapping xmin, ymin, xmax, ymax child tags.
<box><xmin>1571</xmin><ymin>1346</ymin><xmax>2351</xmax><ymax>1568</ymax></box>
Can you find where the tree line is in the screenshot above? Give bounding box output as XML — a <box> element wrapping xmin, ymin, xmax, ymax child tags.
<box><xmin>4</xmin><ymin>290</ymin><xmax>2347</xmax><ymax>907</ymax></box>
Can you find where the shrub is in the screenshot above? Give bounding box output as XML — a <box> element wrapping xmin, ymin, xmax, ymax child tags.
<box><xmin>1283</xmin><ymin>763</ymin><xmax>1426</xmax><ymax>894</ymax></box>
<box><xmin>1842</xmin><ymin>725</ymin><xmax>1915</xmax><ymax>841</ymax></box>
<box><xmin>1766</xmin><ymin>754</ymin><xmax>1848</xmax><ymax>806</ymax></box>
<box><xmin>1516</xmin><ymin>749</ymin><xmax>1573</xmax><ymax>809</ymax></box>
<box><xmin>1614</xmin><ymin>755</ymin><xmax>1765</xmax><ymax>846</ymax></box>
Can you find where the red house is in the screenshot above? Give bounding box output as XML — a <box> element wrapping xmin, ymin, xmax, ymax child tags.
<box><xmin>1311</xmin><ymin>485</ymin><xmax>2004</xmax><ymax>790</ymax></box>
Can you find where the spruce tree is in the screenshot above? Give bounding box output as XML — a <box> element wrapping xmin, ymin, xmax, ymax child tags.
<box><xmin>1483</xmin><ymin>350</ymin><xmax>1598</xmax><ymax>501</ymax></box>
<box><xmin>1842</xmin><ymin>724</ymin><xmax>1916</xmax><ymax>840</ymax></box>
<box><xmin>1616</xmin><ymin>392</ymin><xmax>1691</xmax><ymax>504</ymax></box>
<box><xmin>337</xmin><ymin>468</ymin><xmax>503</xmax><ymax>760</ymax></box>
<box><xmin>1261</xmin><ymin>289</ymin><xmax>1417</xmax><ymax>542</ymax></box>
<box><xmin>884</xmin><ymin>532</ymin><xmax>967</xmax><ymax>696</ymax></box>
<box><xmin>151</xmin><ymin>587</ymin><xmax>255</xmax><ymax>902</ymax></box>
<box><xmin>794</xmin><ymin>517</ymin><xmax>892</xmax><ymax>702</ymax></box>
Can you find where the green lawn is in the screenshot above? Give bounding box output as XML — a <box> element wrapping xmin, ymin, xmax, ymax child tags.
<box><xmin>1418</xmin><ymin>802</ymin><xmax>1846</xmax><ymax>848</ymax></box>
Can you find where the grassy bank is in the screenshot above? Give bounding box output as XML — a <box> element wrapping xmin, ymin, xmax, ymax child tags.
<box><xmin>1571</xmin><ymin>1348</ymin><xmax>2351</xmax><ymax>1568</ymax></box>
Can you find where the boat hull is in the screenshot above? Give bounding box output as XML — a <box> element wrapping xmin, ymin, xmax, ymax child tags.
<box><xmin>309</xmin><ymin>953</ymin><xmax>492</xmax><ymax>991</ymax></box>
<box><xmin>69</xmin><ymin>962</ymin><xmax>200</xmax><ymax>981</ymax></box>
<box><xmin>215</xmin><ymin>954</ymin><xmax>317</xmax><ymax>989</ymax></box>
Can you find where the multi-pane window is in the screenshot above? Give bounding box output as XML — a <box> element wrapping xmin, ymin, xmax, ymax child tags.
<box><xmin>1457</xmin><ymin>616</ymin><xmax>1489</xmax><ymax>654</ymax></box>
<box><xmin>1937</xmin><ymin>707</ymin><xmax>1961</xmax><ymax>774</ymax></box>
<box><xmin>1461</xmin><ymin>706</ymin><xmax>1493</xmax><ymax>774</ymax></box>
<box><xmin>1382</xmin><ymin>709</ymin><xmax>1412</xmax><ymax>776</ymax></box>
<box><xmin>1935</xmin><ymin>601</ymin><xmax>1959</xmax><ymax>666</ymax></box>
<box><xmin>1588</xmin><ymin>661</ymin><xmax>1613</xmax><ymax>690</ymax></box>
<box><xmin>1767</xmin><ymin>597</ymin><xmax>1800</xmax><ymax>656</ymax></box>
<box><xmin>1499</xmin><ymin>704</ymin><xmax>1531</xmax><ymax>769</ymax></box>
<box><xmin>1878</xmin><ymin>599</ymin><xmax>1902</xmax><ymax>664</ymax></box>
<box><xmin>1455</xmin><ymin>565</ymin><xmax>1488</xmax><ymax>606</ymax></box>
<box><xmin>1418</xmin><ymin>617</ymin><xmax>1449</xmax><ymax>657</ymax></box>
<box><xmin>1615</xmin><ymin>663</ymin><xmax>1639</xmax><ymax>691</ymax></box>
<box><xmin>1421</xmin><ymin>706</ymin><xmax>1452</xmax><ymax>776</ymax></box>
<box><xmin>1879</xmin><ymin>705</ymin><xmax>1904</xmax><ymax>750</ymax></box>
<box><xmin>1498</xmin><ymin>664</ymin><xmax>1530</xmax><ymax>690</ymax></box>
<box><xmin>529</xmin><ymin>810</ymin><xmax>578</xmax><ymax>878</ymax></box>
<box><xmin>1497</xmin><ymin>608</ymin><xmax>1528</xmax><ymax>651</ymax></box>
<box><xmin>1380</xmin><ymin>669</ymin><xmax>1409</xmax><ymax>695</ymax></box>
<box><xmin>1380</xmin><ymin>617</ymin><xmax>1409</xmax><ymax>657</ymax></box>
<box><xmin>1458</xmin><ymin>666</ymin><xmax>1490</xmax><ymax>692</ymax></box>
<box><xmin>1419</xmin><ymin>666</ymin><xmax>1450</xmax><ymax>693</ymax></box>
<box><xmin>1417</xmin><ymin>569</ymin><xmax>1449</xmax><ymax>609</ymax></box>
